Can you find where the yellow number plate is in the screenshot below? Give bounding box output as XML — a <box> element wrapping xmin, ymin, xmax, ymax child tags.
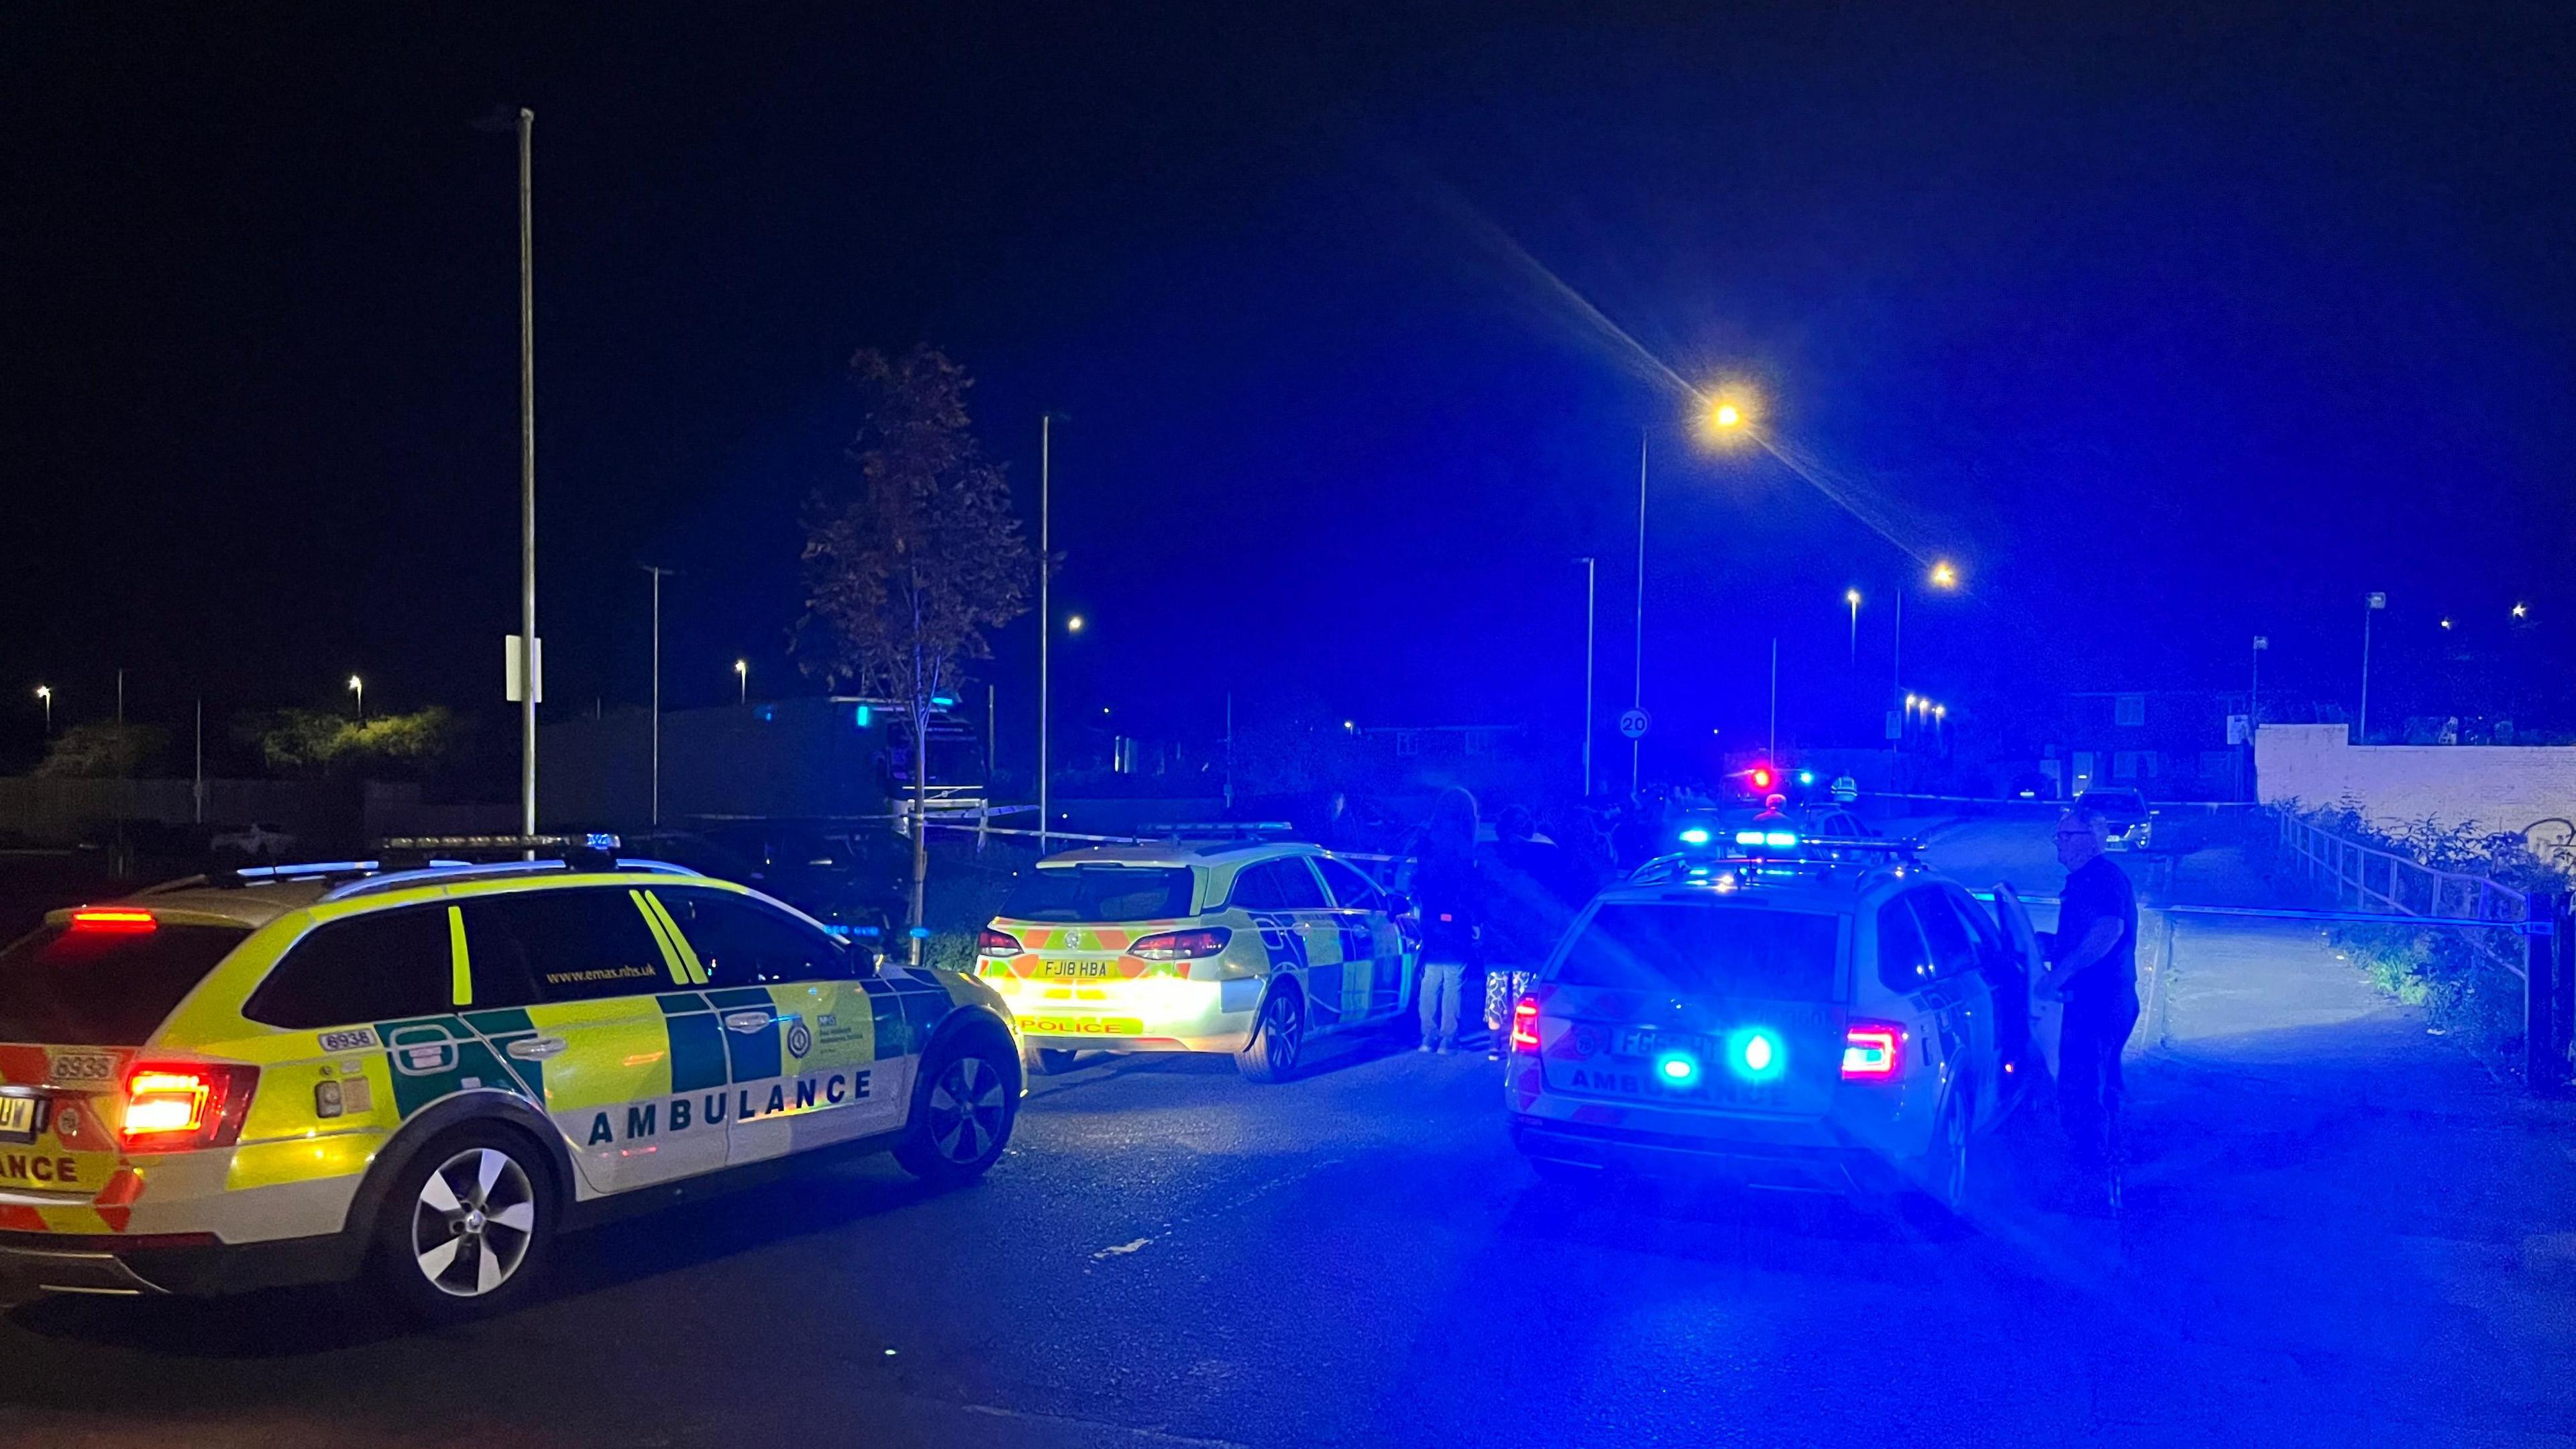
<box><xmin>0</xmin><ymin>1095</ymin><xmax>37</xmax><ymax>1139</ymax></box>
<box><xmin>1039</xmin><ymin>960</ymin><xmax>1115</xmax><ymax>981</ymax></box>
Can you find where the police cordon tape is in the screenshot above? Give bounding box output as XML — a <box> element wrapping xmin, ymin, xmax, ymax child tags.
<box><xmin>1871</xmin><ymin>792</ymin><xmax>2258</xmax><ymax>811</ymax></box>
<box><xmin>919</xmin><ymin>818</ymin><xmax>1404</xmax><ymax>867</ymax></box>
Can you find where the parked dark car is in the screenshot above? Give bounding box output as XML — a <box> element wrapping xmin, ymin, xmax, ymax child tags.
<box><xmin>621</xmin><ymin>822</ymin><xmax>904</xmax><ymax>953</ymax></box>
<box><xmin>2076</xmin><ymin>788</ymin><xmax>2155</xmax><ymax>851</ymax></box>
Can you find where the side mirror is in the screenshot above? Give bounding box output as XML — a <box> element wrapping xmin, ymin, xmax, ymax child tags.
<box><xmin>1381</xmin><ymin>891</ymin><xmax>1415</xmax><ymax>918</ymax></box>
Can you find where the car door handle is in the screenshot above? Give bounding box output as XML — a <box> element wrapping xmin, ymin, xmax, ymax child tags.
<box><xmin>724</xmin><ymin>1010</ymin><xmax>774</xmax><ymax>1034</ymax></box>
<box><xmin>506</xmin><ymin>1036</ymin><xmax>568</xmax><ymax>1061</ymax></box>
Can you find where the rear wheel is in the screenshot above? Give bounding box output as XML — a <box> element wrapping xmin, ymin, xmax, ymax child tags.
<box><xmin>895</xmin><ymin>1038</ymin><xmax>1017</xmax><ymax>1185</ymax></box>
<box><xmin>372</xmin><ymin>1126</ymin><xmax>555</xmax><ymax>1323</ymax></box>
<box><xmin>1234</xmin><ymin>987</ymin><xmax>1305</xmax><ymax>1082</ymax></box>
<box><xmin>1904</xmin><ymin>1091</ymin><xmax>1976</xmax><ymax>1229</ymax></box>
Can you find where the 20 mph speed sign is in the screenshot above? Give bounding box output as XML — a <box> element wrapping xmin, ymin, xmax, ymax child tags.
<box><xmin>1618</xmin><ymin>708</ymin><xmax>1652</xmax><ymax>739</ymax></box>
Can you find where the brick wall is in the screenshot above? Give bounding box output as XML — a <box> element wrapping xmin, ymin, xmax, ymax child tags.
<box><xmin>2255</xmin><ymin>723</ymin><xmax>2576</xmax><ymax>839</ymax></box>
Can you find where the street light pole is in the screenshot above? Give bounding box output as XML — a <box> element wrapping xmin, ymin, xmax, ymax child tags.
<box><xmin>34</xmin><ymin>686</ymin><xmax>49</xmax><ymax>734</ymax></box>
<box><xmin>640</xmin><ymin>564</ymin><xmax>678</xmax><ymax>826</ymax></box>
<box><xmin>1631</xmin><ymin>431</ymin><xmax>1647</xmax><ymax>795</ymax></box>
<box><xmin>1039</xmin><ymin>413</ymin><xmax>1053</xmax><ymax>854</ymax></box>
<box><xmin>735</xmin><ymin>659</ymin><xmax>747</xmax><ymax>706</ymax></box>
<box><xmin>349</xmin><ymin>675</ymin><xmax>364</xmax><ymax>722</ymax></box>
<box><xmin>517</xmin><ymin>106</ymin><xmax>539</xmax><ymax>838</ymax></box>
<box><xmin>2359</xmin><ymin>591</ymin><xmax>2385</xmax><ymax>743</ymax></box>
<box><xmin>1847</xmin><ymin>589</ymin><xmax>1860</xmax><ymax>666</ymax></box>
<box><xmin>1578</xmin><ymin>556</ymin><xmax>1597</xmax><ymax>796</ymax></box>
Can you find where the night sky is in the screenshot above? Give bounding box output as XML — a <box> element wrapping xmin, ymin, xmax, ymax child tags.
<box><xmin>9</xmin><ymin>3</ymin><xmax>2574</xmax><ymax>778</ymax></box>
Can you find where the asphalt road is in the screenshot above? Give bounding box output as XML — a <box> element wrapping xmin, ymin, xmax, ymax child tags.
<box><xmin>3</xmin><ymin>834</ymin><xmax>2572</xmax><ymax>1448</ymax></box>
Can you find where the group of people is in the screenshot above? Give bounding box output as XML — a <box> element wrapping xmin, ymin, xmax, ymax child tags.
<box><xmin>1393</xmin><ymin>788</ymin><xmax>1601</xmax><ymax>1056</ymax></box>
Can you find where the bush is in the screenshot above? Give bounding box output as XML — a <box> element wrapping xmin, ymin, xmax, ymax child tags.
<box><xmin>2299</xmin><ymin>808</ymin><xmax>2560</xmax><ymax>1067</ymax></box>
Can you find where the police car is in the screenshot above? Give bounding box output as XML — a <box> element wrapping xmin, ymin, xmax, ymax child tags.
<box><xmin>0</xmin><ymin>837</ymin><xmax>1020</xmax><ymax>1320</ymax></box>
<box><xmin>978</xmin><ymin>841</ymin><xmax>1415</xmax><ymax>1081</ymax></box>
<box><xmin>1505</xmin><ymin>833</ymin><xmax>2045</xmax><ymax>1218</ymax></box>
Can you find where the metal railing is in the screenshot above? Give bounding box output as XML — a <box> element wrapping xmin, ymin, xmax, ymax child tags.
<box><xmin>2276</xmin><ymin>810</ymin><xmax>2571</xmax><ymax>1090</ymax></box>
<box><xmin>2275</xmin><ymin>811</ymin><xmax>2532</xmax><ymax>979</ymax></box>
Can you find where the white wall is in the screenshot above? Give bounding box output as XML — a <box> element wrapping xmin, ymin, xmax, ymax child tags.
<box><xmin>2255</xmin><ymin>723</ymin><xmax>2576</xmax><ymax>839</ymax></box>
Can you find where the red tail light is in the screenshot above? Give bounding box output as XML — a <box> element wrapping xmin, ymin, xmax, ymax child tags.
<box><xmin>70</xmin><ymin>908</ymin><xmax>156</xmax><ymax>933</ymax></box>
<box><xmin>120</xmin><ymin>1063</ymin><xmax>258</xmax><ymax>1152</ymax></box>
<box><xmin>1131</xmin><ymin>928</ymin><xmax>1232</xmax><ymax>961</ymax></box>
<box><xmin>1510</xmin><ymin>995</ymin><xmax>1542</xmax><ymax>1053</ymax></box>
<box><xmin>1841</xmin><ymin>1022</ymin><xmax>1904</xmax><ymax>1079</ymax></box>
<box><xmin>977</xmin><ymin>928</ymin><xmax>1022</xmax><ymax>958</ymax></box>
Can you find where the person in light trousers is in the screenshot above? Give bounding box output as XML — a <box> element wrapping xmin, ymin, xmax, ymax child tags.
<box><xmin>1407</xmin><ymin>788</ymin><xmax>1483</xmax><ymax>1053</ymax></box>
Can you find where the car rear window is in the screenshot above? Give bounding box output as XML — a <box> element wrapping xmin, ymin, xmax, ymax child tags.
<box><xmin>1001</xmin><ymin>865</ymin><xmax>1197</xmax><ymax>923</ymax></box>
<box><xmin>1550</xmin><ymin>902</ymin><xmax>1841</xmax><ymax>1000</ymax></box>
<box><xmin>0</xmin><ymin>920</ymin><xmax>252</xmax><ymax>1044</ymax></box>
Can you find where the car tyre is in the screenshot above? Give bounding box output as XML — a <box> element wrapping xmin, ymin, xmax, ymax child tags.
<box><xmin>895</xmin><ymin>1036</ymin><xmax>1018</xmax><ymax>1186</ymax></box>
<box><xmin>371</xmin><ymin>1124</ymin><xmax>556</xmax><ymax>1324</ymax></box>
<box><xmin>1234</xmin><ymin>985</ymin><xmax>1304</xmax><ymax>1083</ymax></box>
<box><xmin>1904</xmin><ymin>1089</ymin><xmax>1976</xmax><ymax>1231</ymax></box>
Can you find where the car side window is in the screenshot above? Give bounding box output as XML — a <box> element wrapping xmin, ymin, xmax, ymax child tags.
<box><xmin>1267</xmin><ymin>857</ymin><xmax>1329</xmax><ymax>910</ymax></box>
<box><xmin>1875</xmin><ymin>897</ymin><xmax>1935</xmax><ymax>994</ymax></box>
<box><xmin>462</xmin><ymin>888</ymin><xmax>668</xmax><ymax>1004</ymax></box>
<box><xmin>1911</xmin><ymin>890</ymin><xmax>1982</xmax><ymax>981</ymax></box>
<box><xmin>1943</xmin><ymin>889</ymin><xmax>2004</xmax><ymax>959</ymax></box>
<box><xmin>1316</xmin><ymin>857</ymin><xmax>1384</xmax><ymax>910</ymax></box>
<box><xmin>246</xmin><ymin>905</ymin><xmax>457</xmax><ymax>1029</ymax></box>
<box><xmin>655</xmin><ymin>889</ymin><xmax>853</xmax><ymax>985</ymax></box>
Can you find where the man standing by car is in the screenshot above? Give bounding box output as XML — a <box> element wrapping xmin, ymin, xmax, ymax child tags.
<box><xmin>1406</xmin><ymin>788</ymin><xmax>1483</xmax><ymax>1053</ymax></box>
<box><xmin>2038</xmin><ymin>805</ymin><xmax>2139</xmax><ymax>1202</ymax></box>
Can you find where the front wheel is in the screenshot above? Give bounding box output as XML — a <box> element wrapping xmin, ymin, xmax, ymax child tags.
<box><xmin>372</xmin><ymin>1126</ymin><xmax>555</xmax><ymax>1323</ymax></box>
<box><xmin>895</xmin><ymin>1038</ymin><xmax>1018</xmax><ymax>1186</ymax></box>
<box><xmin>1234</xmin><ymin>987</ymin><xmax>1305</xmax><ymax>1082</ymax></box>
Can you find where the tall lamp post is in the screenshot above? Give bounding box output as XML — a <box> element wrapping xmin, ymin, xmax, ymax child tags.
<box><xmin>1846</xmin><ymin>588</ymin><xmax>1861</xmax><ymax>665</ymax></box>
<box><xmin>1578</xmin><ymin>557</ymin><xmax>1597</xmax><ymax>796</ymax></box>
<box><xmin>1627</xmin><ymin>398</ymin><xmax>1750</xmax><ymax>794</ymax></box>
<box><xmin>734</xmin><ymin>658</ymin><xmax>747</xmax><ymax>706</ymax></box>
<box><xmin>348</xmin><ymin>675</ymin><xmax>364</xmax><ymax>722</ymax></box>
<box><xmin>515</xmin><ymin>108</ymin><xmax>539</xmax><ymax>837</ymax></box>
<box><xmin>34</xmin><ymin>685</ymin><xmax>50</xmax><ymax>734</ymax></box>
<box><xmin>2359</xmin><ymin>591</ymin><xmax>2385</xmax><ymax>743</ymax></box>
<box><xmin>1038</xmin><ymin>413</ymin><xmax>1059</xmax><ymax>853</ymax></box>
<box><xmin>640</xmin><ymin>564</ymin><xmax>679</xmax><ymax>825</ymax></box>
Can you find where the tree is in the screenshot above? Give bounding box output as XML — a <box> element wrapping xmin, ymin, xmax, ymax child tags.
<box><xmin>237</xmin><ymin>706</ymin><xmax>462</xmax><ymax>777</ymax></box>
<box><xmin>34</xmin><ymin>722</ymin><xmax>168</xmax><ymax>778</ymax></box>
<box><xmin>797</xmin><ymin>345</ymin><xmax>1035</xmax><ymax>954</ymax></box>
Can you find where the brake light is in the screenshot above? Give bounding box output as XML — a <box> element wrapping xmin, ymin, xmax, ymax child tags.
<box><xmin>977</xmin><ymin>928</ymin><xmax>1022</xmax><ymax>958</ymax></box>
<box><xmin>69</xmin><ymin>908</ymin><xmax>156</xmax><ymax>933</ymax></box>
<box><xmin>1842</xmin><ymin>1023</ymin><xmax>1904</xmax><ymax>1079</ymax></box>
<box><xmin>1510</xmin><ymin>996</ymin><xmax>1542</xmax><ymax>1053</ymax></box>
<box><xmin>120</xmin><ymin>1063</ymin><xmax>259</xmax><ymax>1151</ymax></box>
<box><xmin>1131</xmin><ymin>928</ymin><xmax>1232</xmax><ymax>961</ymax></box>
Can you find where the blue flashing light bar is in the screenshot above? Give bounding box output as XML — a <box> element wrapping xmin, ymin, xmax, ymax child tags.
<box><xmin>1679</xmin><ymin>826</ymin><xmax>1712</xmax><ymax>845</ymax></box>
<box><xmin>930</xmin><ymin>696</ymin><xmax>957</xmax><ymax>708</ymax></box>
<box><xmin>1732</xmin><ymin>829</ymin><xmax>1803</xmax><ymax>849</ymax></box>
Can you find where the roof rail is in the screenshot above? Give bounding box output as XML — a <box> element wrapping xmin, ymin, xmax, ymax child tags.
<box><xmin>320</xmin><ymin>857</ymin><xmax>700</xmax><ymax>904</ymax></box>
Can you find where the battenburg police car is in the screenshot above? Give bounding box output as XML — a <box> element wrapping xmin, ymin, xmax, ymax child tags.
<box><xmin>1505</xmin><ymin>833</ymin><xmax>2044</xmax><ymax>1218</ymax></box>
<box><xmin>0</xmin><ymin>837</ymin><xmax>1020</xmax><ymax>1319</ymax></box>
<box><xmin>978</xmin><ymin>842</ymin><xmax>1415</xmax><ymax>1081</ymax></box>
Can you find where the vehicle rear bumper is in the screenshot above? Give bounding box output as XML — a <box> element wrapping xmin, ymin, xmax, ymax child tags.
<box><xmin>0</xmin><ymin>1227</ymin><xmax>360</xmax><ymax>1298</ymax></box>
<box><xmin>1510</xmin><ymin>1115</ymin><xmax>1899</xmax><ymax>1194</ymax></box>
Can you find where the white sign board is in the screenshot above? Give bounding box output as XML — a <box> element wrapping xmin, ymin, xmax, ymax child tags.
<box><xmin>504</xmin><ymin>635</ymin><xmax>544</xmax><ymax>704</ymax></box>
<box><xmin>2226</xmin><ymin>714</ymin><xmax>2251</xmax><ymax>745</ymax></box>
<box><xmin>1617</xmin><ymin>708</ymin><xmax>1652</xmax><ymax>740</ymax></box>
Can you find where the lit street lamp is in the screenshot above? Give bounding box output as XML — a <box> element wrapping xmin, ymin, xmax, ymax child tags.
<box><xmin>2512</xmin><ymin>602</ymin><xmax>2530</xmax><ymax>620</ymax></box>
<box><xmin>735</xmin><ymin>658</ymin><xmax>747</xmax><ymax>706</ymax></box>
<box><xmin>1629</xmin><ymin>388</ymin><xmax>1758</xmax><ymax>793</ymax></box>
<box><xmin>1845</xmin><ymin>588</ymin><xmax>1861</xmax><ymax>665</ymax></box>
<box><xmin>1891</xmin><ymin>560</ymin><xmax>1959</xmax><ymax>718</ymax></box>
<box><xmin>348</xmin><ymin>675</ymin><xmax>364</xmax><ymax>722</ymax></box>
<box><xmin>34</xmin><ymin>685</ymin><xmax>50</xmax><ymax>733</ymax></box>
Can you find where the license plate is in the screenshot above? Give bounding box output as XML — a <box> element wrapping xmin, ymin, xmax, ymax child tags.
<box><xmin>0</xmin><ymin>1094</ymin><xmax>39</xmax><ymax>1142</ymax></box>
<box><xmin>1613</xmin><ymin>1029</ymin><xmax>1714</xmax><ymax>1061</ymax></box>
<box><xmin>1039</xmin><ymin>959</ymin><xmax>1115</xmax><ymax>980</ymax></box>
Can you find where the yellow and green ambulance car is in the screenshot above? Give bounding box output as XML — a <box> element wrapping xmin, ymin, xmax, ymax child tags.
<box><xmin>0</xmin><ymin>843</ymin><xmax>1020</xmax><ymax>1320</ymax></box>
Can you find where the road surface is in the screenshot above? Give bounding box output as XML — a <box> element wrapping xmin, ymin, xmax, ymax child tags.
<box><xmin>3</xmin><ymin>829</ymin><xmax>2571</xmax><ymax>1448</ymax></box>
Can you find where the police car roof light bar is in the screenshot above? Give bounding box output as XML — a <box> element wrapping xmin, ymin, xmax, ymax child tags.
<box><xmin>321</xmin><ymin>856</ymin><xmax>700</xmax><ymax>904</ymax></box>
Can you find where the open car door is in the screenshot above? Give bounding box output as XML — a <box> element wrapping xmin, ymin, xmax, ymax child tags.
<box><xmin>1992</xmin><ymin>882</ymin><xmax>2060</xmax><ymax>1082</ymax></box>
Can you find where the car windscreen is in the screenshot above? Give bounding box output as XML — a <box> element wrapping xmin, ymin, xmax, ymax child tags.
<box><xmin>1000</xmin><ymin>865</ymin><xmax>1197</xmax><ymax>923</ymax></box>
<box><xmin>0</xmin><ymin>920</ymin><xmax>253</xmax><ymax>1044</ymax></box>
<box><xmin>1549</xmin><ymin>901</ymin><xmax>1841</xmax><ymax>1000</ymax></box>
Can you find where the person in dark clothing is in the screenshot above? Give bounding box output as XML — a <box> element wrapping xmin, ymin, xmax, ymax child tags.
<box><xmin>2039</xmin><ymin>805</ymin><xmax>2141</xmax><ymax>1192</ymax></box>
<box><xmin>1480</xmin><ymin>806</ymin><xmax>1593</xmax><ymax>1058</ymax></box>
<box><xmin>1405</xmin><ymin>788</ymin><xmax>1482</xmax><ymax>1053</ymax></box>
